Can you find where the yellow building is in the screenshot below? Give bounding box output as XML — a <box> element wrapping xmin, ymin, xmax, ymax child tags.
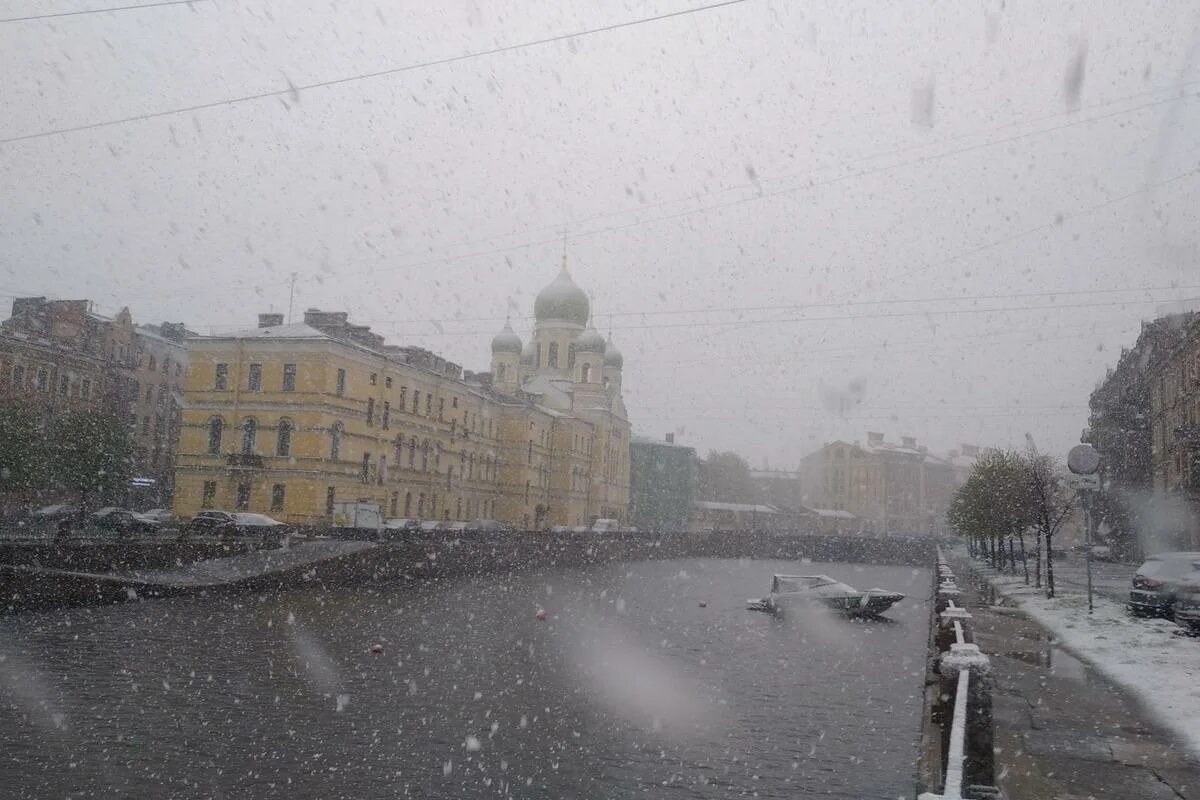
<box><xmin>173</xmin><ymin>268</ymin><xmax>631</xmax><ymax>529</ymax></box>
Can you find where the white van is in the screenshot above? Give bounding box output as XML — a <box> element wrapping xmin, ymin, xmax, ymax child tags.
<box><xmin>590</xmin><ymin>518</ymin><xmax>620</xmax><ymax>533</ymax></box>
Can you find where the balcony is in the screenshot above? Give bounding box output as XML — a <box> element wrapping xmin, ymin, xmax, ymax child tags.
<box><xmin>226</xmin><ymin>453</ymin><xmax>264</xmax><ymax>469</ymax></box>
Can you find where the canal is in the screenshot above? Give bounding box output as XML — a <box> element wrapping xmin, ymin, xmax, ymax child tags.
<box><xmin>0</xmin><ymin>558</ymin><xmax>931</xmax><ymax>799</ymax></box>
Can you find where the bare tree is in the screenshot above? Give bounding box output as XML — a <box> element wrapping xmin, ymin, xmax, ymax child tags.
<box><xmin>1025</xmin><ymin>451</ymin><xmax>1074</xmax><ymax>598</ymax></box>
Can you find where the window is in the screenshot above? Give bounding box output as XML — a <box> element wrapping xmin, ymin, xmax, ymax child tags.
<box><xmin>367</xmin><ymin>397</ymin><xmax>375</xmax><ymax>426</ymax></box>
<box><xmin>58</xmin><ymin>374</ymin><xmax>69</xmax><ymax>395</ymax></box>
<box><xmin>438</xmin><ymin>397</ymin><xmax>444</xmax><ymax>420</ymax></box>
<box><xmin>408</xmin><ymin>437</ymin><xmax>416</xmax><ymax>467</ymax></box>
<box><xmin>426</xmin><ymin>393</ymin><xmax>432</xmax><ymax>416</ymax></box>
<box><xmin>175</xmin><ymin>363</ymin><xmax>182</xmax><ymax>378</ymax></box>
<box><xmin>581</xmin><ymin>364</ymin><xmax>591</xmax><ymax>383</ymax></box>
<box><xmin>336</xmin><ymin>368</ymin><xmax>346</xmax><ymax>397</ymax></box>
<box><xmin>326</xmin><ymin>487</ymin><xmax>336</xmax><ymax>516</ymax></box>
<box><xmin>141</xmin><ymin>416</ymin><xmax>151</xmax><ymax>435</ymax></box>
<box><xmin>548</xmin><ymin>342</ymin><xmax>559</xmax><ymax>367</ymax></box>
<box><xmin>394</xmin><ymin>435</ymin><xmax>404</xmax><ymax>465</ymax></box>
<box><xmin>399</xmin><ymin>386</ymin><xmax>407</xmax><ymax>410</ymax></box>
<box><xmin>235</xmin><ymin>483</ymin><xmax>251</xmax><ymax>510</ymax></box>
<box><xmin>207</xmin><ymin>417</ymin><xmax>223</xmax><ymax>454</ymax></box>
<box><xmin>214</xmin><ymin>363</ymin><xmax>228</xmax><ymax>390</ymax></box>
<box><xmin>382</xmin><ymin>401</ymin><xmax>390</xmax><ymax>429</ymax></box>
<box><xmin>452</xmin><ymin>396</ymin><xmax>458</xmax><ymax>409</ymax></box>
<box><xmin>412</xmin><ymin>390</ymin><xmax>420</xmax><ymax>413</ymax></box>
<box><xmin>271</xmin><ymin>484</ymin><xmax>285</xmax><ymax>512</ymax></box>
<box><xmin>456</xmin><ymin>498</ymin><xmax>462</xmax><ymax>519</ymax></box>
<box><xmin>330</xmin><ymin>422</ymin><xmax>343</xmax><ymax>460</ymax></box>
<box><xmin>37</xmin><ymin>368</ymin><xmax>47</xmax><ymax>392</ymax></box>
<box><xmin>12</xmin><ymin>365</ymin><xmax>23</xmax><ymax>387</ymax></box>
<box><xmin>80</xmin><ymin>379</ymin><xmax>90</xmax><ymax>399</ymax></box>
<box><xmin>385</xmin><ymin>376</ymin><xmax>392</xmax><ymax>388</ymax></box>
<box><xmin>567</xmin><ymin>343</ymin><xmax>576</xmax><ymax>368</ymax></box>
<box><xmin>146</xmin><ymin>386</ymin><xmax>153</xmax><ymax>402</ymax></box>
<box><xmin>148</xmin><ymin>355</ymin><xmax>156</xmax><ymax>371</ymax></box>
<box><xmin>417</xmin><ymin>493</ymin><xmax>425</xmax><ymax>517</ymax></box>
<box><xmin>422</xmin><ymin>440</ymin><xmax>430</xmax><ymax>472</ymax></box>
<box><xmin>435</xmin><ymin>444</ymin><xmax>442</xmax><ymax>473</ymax></box>
<box><xmin>161</xmin><ymin>358</ymin><xmax>169</xmax><ymax>374</ymax></box>
<box><xmin>282</xmin><ymin>363</ymin><xmax>297</xmax><ymax>392</ymax></box>
<box><xmin>201</xmin><ymin>481</ymin><xmax>217</xmax><ymax>508</ymax></box>
<box><xmin>404</xmin><ymin>492</ymin><xmax>412</xmax><ymax>516</ymax></box>
<box><xmin>276</xmin><ymin>419</ymin><xmax>293</xmax><ymax>457</ymax></box>
<box><xmin>390</xmin><ymin>493</ymin><xmax>398</xmax><ymax>516</ymax></box>
<box><xmin>496</xmin><ymin>363</ymin><xmax>506</xmax><ymax>382</ymax></box>
<box><xmin>248</xmin><ymin>363</ymin><xmax>262</xmax><ymax>391</ymax></box>
<box><xmin>240</xmin><ymin>418</ymin><xmax>257</xmax><ymax>454</ymax></box>
<box><xmin>361</xmin><ymin>453</ymin><xmax>371</xmax><ymax>484</ymax></box>
<box><xmin>369</xmin><ymin>372</ymin><xmax>377</xmax><ymax>386</ymax></box>
<box><xmin>379</xmin><ymin>455</ymin><xmax>387</xmax><ymax>485</ymax></box>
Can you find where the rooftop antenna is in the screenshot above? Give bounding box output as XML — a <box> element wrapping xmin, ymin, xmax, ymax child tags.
<box><xmin>287</xmin><ymin>272</ymin><xmax>297</xmax><ymax>324</ymax></box>
<box><xmin>560</xmin><ymin>229</ymin><xmax>569</xmax><ymax>272</ymax></box>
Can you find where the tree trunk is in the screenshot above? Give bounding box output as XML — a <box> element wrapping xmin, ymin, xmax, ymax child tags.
<box><xmin>1017</xmin><ymin>531</ymin><xmax>1029</xmax><ymax>584</ymax></box>
<box><xmin>1009</xmin><ymin>538</ymin><xmax>1017</xmax><ymax>574</ymax></box>
<box><xmin>1045</xmin><ymin>529</ymin><xmax>1056</xmax><ymax>598</ymax></box>
<box><xmin>1034</xmin><ymin>529</ymin><xmax>1043</xmax><ymax>589</ymax></box>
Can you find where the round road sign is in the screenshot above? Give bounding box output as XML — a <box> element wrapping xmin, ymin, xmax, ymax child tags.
<box><xmin>1067</xmin><ymin>444</ymin><xmax>1100</xmax><ymax>475</ymax></box>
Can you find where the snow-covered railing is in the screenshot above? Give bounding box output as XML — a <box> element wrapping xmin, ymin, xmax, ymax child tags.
<box><xmin>919</xmin><ymin>549</ymin><xmax>999</xmax><ymax>800</ymax></box>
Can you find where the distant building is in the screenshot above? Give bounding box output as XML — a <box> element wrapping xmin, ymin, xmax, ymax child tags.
<box><xmin>1087</xmin><ymin>313</ymin><xmax>1198</xmax><ymax>554</ymax></box>
<box><xmin>689</xmin><ymin>500</ymin><xmax>778</xmax><ymax>532</ymax></box>
<box><xmin>799</xmin><ymin>432</ymin><xmax>972</xmax><ymax>535</ymax></box>
<box><xmin>748</xmin><ymin>468</ymin><xmax>804</xmax><ymax>509</ymax></box>
<box><xmin>0</xmin><ymin>297</ymin><xmax>191</xmax><ymax>506</ymax></box>
<box><xmin>174</xmin><ymin>267</ymin><xmax>631</xmax><ymax>528</ymax></box>
<box><xmin>1146</xmin><ymin>314</ymin><xmax>1200</xmax><ymax>547</ymax></box>
<box><xmin>630</xmin><ymin>433</ymin><xmax>697</xmax><ymax>531</ymax></box>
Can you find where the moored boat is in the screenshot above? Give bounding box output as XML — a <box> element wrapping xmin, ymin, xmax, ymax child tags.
<box><xmin>747</xmin><ymin>574</ymin><xmax>905</xmax><ymax>617</ymax></box>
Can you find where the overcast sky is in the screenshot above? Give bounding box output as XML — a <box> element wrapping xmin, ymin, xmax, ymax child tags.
<box><xmin>3</xmin><ymin>0</ymin><xmax>1199</xmax><ymax>467</ymax></box>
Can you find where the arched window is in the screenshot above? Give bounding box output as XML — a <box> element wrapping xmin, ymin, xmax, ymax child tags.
<box><xmin>469</xmin><ymin>453</ymin><xmax>475</xmax><ymax>480</ymax></box>
<box><xmin>421</xmin><ymin>440</ymin><xmax>430</xmax><ymax>472</ymax></box>
<box><xmin>207</xmin><ymin>417</ymin><xmax>223</xmax><ymax>455</ymax></box>
<box><xmin>330</xmin><ymin>421</ymin><xmax>343</xmax><ymax>460</ymax></box>
<box><xmin>434</xmin><ymin>444</ymin><xmax>442</xmax><ymax>473</ymax></box>
<box><xmin>548</xmin><ymin>342</ymin><xmax>559</xmax><ymax>368</ymax></box>
<box><xmin>408</xmin><ymin>437</ymin><xmax>416</xmax><ymax>467</ymax></box>
<box><xmin>276</xmin><ymin>418</ymin><xmax>293</xmax><ymax>456</ymax></box>
<box><xmin>404</xmin><ymin>492</ymin><xmax>412</xmax><ymax>516</ymax></box>
<box><xmin>496</xmin><ymin>363</ymin><xmax>506</xmax><ymax>382</ymax></box>
<box><xmin>394</xmin><ymin>435</ymin><xmax>404</xmax><ymax>466</ymax></box>
<box><xmin>417</xmin><ymin>494</ymin><xmax>426</xmax><ymax>516</ymax></box>
<box><xmin>240</xmin><ymin>418</ymin><xmax>257</xmax><ymax>455</ymax></box>
<box><xmin>581</xmin><ymin>364</ymin><xmax>591</xmax><ymax>383</ymax></box>
<box><xmin>567</xmin><ymin>343</ymin><xmax>576</xmax><ymax>369</ymax></box>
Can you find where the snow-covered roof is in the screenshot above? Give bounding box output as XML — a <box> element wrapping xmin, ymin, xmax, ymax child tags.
<box><xmin>693</xmin><ymin>501</ymin><xmax>777</xmax><ymax>514</ymax></box>
<box><xmin>212</xmin><ymin>322</ymin><xmax>331</xmax><ymax>340</ymax></box>
<box><xmin>804</xmin><ymin>508</ymin><xmax>856</xmax><ymax>519</ymax></box>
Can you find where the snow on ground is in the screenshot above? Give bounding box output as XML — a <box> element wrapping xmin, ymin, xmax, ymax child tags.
<box><xmin>968</xmin><ymin>558</ymin><xmax>1200</xmax><ymax>759</ymax></box>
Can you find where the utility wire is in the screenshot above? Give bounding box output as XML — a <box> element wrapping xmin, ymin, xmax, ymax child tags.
<box><xmin>0</xmin><ymin>0</ymin><xmax>203</xmax><ymax>23</ymax></box>
<box><xmin>0</xmin><ymin>0</ymin><xmax>748</xmax><ymax>145</ymax></box>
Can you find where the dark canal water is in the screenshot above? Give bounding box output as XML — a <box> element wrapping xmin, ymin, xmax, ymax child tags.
<box><xmin>0</xmin><ymin>558</ymin><xmax>931</xmax><ymax>799</ymax></box>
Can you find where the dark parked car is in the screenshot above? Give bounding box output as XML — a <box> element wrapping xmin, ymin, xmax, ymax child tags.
<box><xmin>1172</xmin><ymin>577</ymin><xmax>1200</xmax><ymax>632</ymax></box>
<box><xmin>90</xmin><ymin>507</ymin><xmax>161</xmax><ymax>534</ymax></box>
<box><xmin>185</xmin><ymin>510</ymin><xmax>239</xmax><ymax>534</ymax></box>
<box><xmin>1128</xmin><ymin>552</ymin><xmax>1200</xmax><ymax>617</ymax></box>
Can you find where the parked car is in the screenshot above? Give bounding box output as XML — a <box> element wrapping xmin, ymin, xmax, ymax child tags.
<box><xmin>384</xmin><ymin>518</ymin><xmax>419</xmax><ymax>531</ymax></box>
<box><xmin>185</xmin><ymin>510</ymin><xmax>239</xmax><ymax>534</ymax></box>
<box><xmin>570</xmin><ymin>525</ymin><xmax>589</xmax><ymax>534</ymax></box>
<box><xmin>1171</xmin><ymin>576</ymin><xmax>1200</xmax><ymax>632</ymax></box>
<box><xmin>135</xmin><ymin>508</ymin><xmax>174</xmax><ymax>525</ymax></box>
<box><xmin>232</xmin><ymin>513</ymin><xmax>285</xmax><ymax>528</ymax></box>
<box><xmin>30</xmin><ymin>504</ymin><xmax>77</xmax><ymax>520</ymax></box>
<box><xmin>550</xmin><ymin>525</ymin><xmax>572</xmax><ymax>534</ymax></box>
<box><xmin>1128</xmin><ymin>552</ymin><xmax>1200</xmax><ymax>617</ymax></box>
<box><xmin>590</xmin><ymin>518</ymin><xmax>620</xmax><ymax>533</ymax></box>
<box><xmin>90</xmin><ymin>507</ymin><xmax>160</xmax><ymax>533</ymax></box>
<box><xmin>467</xmin><ymin>519</ymin><xmax>511</xmax><ymax>533</ymax></box>
<box><xmin>418</xmin><ymin>520</ymin><xmax>444</xmax><ymax>532</ymax></box>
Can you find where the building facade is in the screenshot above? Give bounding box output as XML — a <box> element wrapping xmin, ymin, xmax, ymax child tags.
<box><xmin>173</xmin><ymin>267</ymin><xmax>631</xmax><ymax>529</ymax></box>
<box><xmin>799</xmin><ymin>432</ymin><xmax>969</xmax><ymax>535</ymax></box>
<box><xmin>1147</xmin><ymin>314</ymin><xmax>1200</xmax><ymax>547</ymax></box>
<box><xmin>630</xmin><ymin>433</ymin><xmax>697</xmax><ymax>531</ymax></box>
<box><xmin>1086</xmin><ymin>313</ymin><xmax>1198</xmax><ymax>555</ymax></box>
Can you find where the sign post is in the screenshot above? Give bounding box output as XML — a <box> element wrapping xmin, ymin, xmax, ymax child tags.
<box><xmin>1067</xmin><ymin>444</ymin><xmax>1101</xmax><ymax>613</ymax></box>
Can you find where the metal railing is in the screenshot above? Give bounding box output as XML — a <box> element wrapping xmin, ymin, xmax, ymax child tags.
<box><xmin>919</xmin><ymin>549</ymin><xmax>999</xmax><ymax>800</ymax></box>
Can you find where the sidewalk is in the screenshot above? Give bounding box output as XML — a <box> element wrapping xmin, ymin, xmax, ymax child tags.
<box><xmin>950</xmin><ymin>554</ymin><xmax>1199</xmax><ymax>800</ymax></box>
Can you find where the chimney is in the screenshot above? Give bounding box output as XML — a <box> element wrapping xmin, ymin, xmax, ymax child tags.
<box><xmin>665</xmin><ymin>433</ymin><xmax>675</xmax><ymax>444</ymax></box>
<box><xmin>258</xmin><ymin>313</ymin><xmax>284</xmax><ymax>329</ymax></box>
<box><xmin>901</xmin><ymin>436</ymin><xmax>916</xmax><ymax>449</ymax></box>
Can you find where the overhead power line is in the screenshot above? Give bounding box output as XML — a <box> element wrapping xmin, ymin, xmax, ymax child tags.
<box><xmin>0</xmin><ymin>0</ymin><xmax>204</xmax><ymax>23</ymax></box>
<box><xmin>0</xmin><ymin>0</ymin><xmax>748</xmax><ymax>145</ymax></box>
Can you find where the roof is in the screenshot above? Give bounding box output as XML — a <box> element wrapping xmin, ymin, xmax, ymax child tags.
<box><xmin>631</xmin><ymin>435</ymin><xmax>695</xmax><ymax>450</ymax></box>
<box><xmin>212</xmin><ymin>322</ymin><xmax>332</xmax><ymax>340</ymax></box>
<box><xmin>693</xmin><ymin>500</ymin><xmax>777</xmax><ymax>514</ymax></box>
